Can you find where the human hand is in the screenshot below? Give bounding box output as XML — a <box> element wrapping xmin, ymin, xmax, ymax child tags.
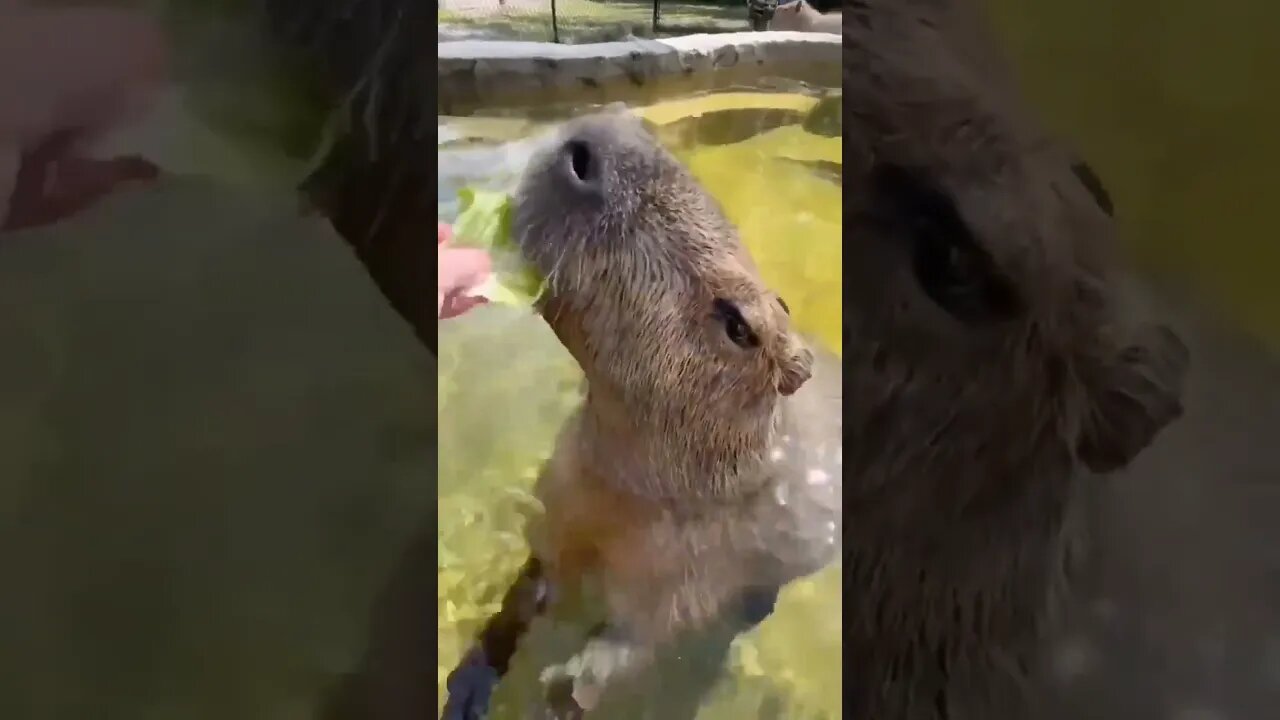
<box><xmin>438</xmin><ymin>222</ymin><xmax>492</xmax><ymax>320</ymax></box>
<box><xmin>0</xmin><ymin>4</ymin><xmax>168</xmax><ymax>232</ymax></box>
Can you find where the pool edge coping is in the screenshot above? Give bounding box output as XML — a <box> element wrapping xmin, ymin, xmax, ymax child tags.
<box><xmin>438</xmin><ymin>31</ymin><xmax>841</xmax><ymax>116</ymax></box>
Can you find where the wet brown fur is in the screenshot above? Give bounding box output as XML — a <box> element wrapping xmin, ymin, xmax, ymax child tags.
<box><xmin>841</xmin><ymin>1</ymin><xmax>1189</xmax><ymax>718</ymax></box>
<box><xmin>769</xmin><ymin>0</ymin><xmax>842</xmax><ymax>35</ymax></box>
<box><xmin>502</xmin><ymin>111</ymin><xmax>843</xmax><ymax>711</ymax></box>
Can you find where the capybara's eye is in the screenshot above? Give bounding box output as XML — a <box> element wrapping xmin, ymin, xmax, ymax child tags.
<box><xmin>871</xmin><ymin>162</ymin><xmax>1020</xmax><ymax>323</ymax></box>
<box><xmin>713</xmin><ymin>298</ymin><xmax>760</xmax><ymax>348</ymax></box>
<box><xmin>778</xmin><ymin>297</ymin><xmax>791</xmax><ymax>315</ymax></box>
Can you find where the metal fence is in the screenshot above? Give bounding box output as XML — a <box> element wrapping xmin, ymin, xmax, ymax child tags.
<box><xmin>437</xmin><ymin>0</ymin><xmax>756</xmax><ymax>44</ymax></box>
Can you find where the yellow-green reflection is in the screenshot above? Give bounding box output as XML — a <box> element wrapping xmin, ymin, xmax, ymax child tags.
<box><xmin>437</xmin><ymin>93</ymin><xmax>842</xmax><ymax>719</ymax></box>
<box><xmin>986</xmin><ymin>0</ymin><xmax>1280</xmax><ymax>349</ymax></box>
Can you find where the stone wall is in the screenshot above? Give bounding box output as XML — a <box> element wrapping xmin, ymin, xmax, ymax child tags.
<box><xmin>438</xmin><ymin>31</ymin><xmax>841</xmax><ymax>116</ymax></box>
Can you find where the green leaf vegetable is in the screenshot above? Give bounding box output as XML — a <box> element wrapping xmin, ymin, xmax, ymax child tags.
<box><xmin>452</xmin><ymin>189</ymin><xmax>546</xmax><ymax>307</ymax></box>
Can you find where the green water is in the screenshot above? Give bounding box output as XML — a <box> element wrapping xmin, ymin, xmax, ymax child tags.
<box><xmin>437</xmin><ymin>94</ymin><xmax>842</xmax><ymax>719</ymax></box>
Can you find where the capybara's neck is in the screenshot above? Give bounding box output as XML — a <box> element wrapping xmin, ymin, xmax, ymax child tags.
<box><xmin>842</xmin><ymin>440</ymin><xmax>1082</xmax><ymax>715</ymax></box>
<box><xmin>843</xmin><ymin>478</ymin><xmax>1076</xmax><ymax>718</ymax></box>
<box><xmin>577</xmin><ymin>389</ymin><xmax>782</xmax><ymax>502</ymax></box>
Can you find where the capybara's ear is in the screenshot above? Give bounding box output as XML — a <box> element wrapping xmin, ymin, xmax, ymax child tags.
<box><xmin>777</xmin><ymin>338</ymin><xmax>814</xmax><ymax>397</ymax></box>
<box><xmin>1077</xmin><ymin>323</ymin><xmax>1190</xmax><ymax>473</ymax></box>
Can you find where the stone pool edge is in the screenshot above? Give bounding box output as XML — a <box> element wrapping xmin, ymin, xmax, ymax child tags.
<box><xmin>438</xmin><ymin>32</ymin><xmax>841</xmax><ymax>116</ymax></box>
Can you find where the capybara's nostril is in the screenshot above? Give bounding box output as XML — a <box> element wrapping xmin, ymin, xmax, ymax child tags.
<box><xmin>564</xmin><ymin>140</ymin><xmax>594</xmax><ymax>186</ymax></box>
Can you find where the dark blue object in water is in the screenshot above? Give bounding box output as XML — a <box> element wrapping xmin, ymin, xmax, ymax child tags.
<box><xmin>442</xmin><ymin>646</ymin><xmax>501</xmax><ymax>720</ymax></box>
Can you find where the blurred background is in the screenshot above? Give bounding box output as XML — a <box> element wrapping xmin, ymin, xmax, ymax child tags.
<box><xmin>987</xmin><ymin>3</ymin><xmax>1280</xmax><ymax>718</ymax></box>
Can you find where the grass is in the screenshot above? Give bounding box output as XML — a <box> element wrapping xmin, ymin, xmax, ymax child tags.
<box><xmin>438</xmin><ymin>0</ymin><xmax>747</xmax><ymax>42</ymax></box>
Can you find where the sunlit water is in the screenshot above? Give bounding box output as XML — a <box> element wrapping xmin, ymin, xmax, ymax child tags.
<box><xmin>437</xmin><ymin>90</ymin><xmax>842</xmax><ymax>719</ymax></box>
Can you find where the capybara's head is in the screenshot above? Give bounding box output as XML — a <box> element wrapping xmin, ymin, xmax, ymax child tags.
<box><xmin>842</xmin><ymin>1</ymin><xmax>1189</xmax><ymax>523</ymax></box>
<box><xmin>514</xmin><ymin>112</ymin><xmax>813</xmax><ymax>428</ymax></box>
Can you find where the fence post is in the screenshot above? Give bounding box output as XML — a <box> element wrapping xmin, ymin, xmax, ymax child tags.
<box><xmin>652</xmin><ymin>0</ymin><xmax>659</xmax><ymax>35</ymax></box>
<box><xmin>551</xmin><ymin>0</ymin><xmax>560</xmax><ymax>42</ymax></box>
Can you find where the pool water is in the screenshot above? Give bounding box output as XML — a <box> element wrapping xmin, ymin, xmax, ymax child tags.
<box><xmin>437</xmin><ymin>90</ymin><xmax>843</xmax><ymax>719</ymax></box>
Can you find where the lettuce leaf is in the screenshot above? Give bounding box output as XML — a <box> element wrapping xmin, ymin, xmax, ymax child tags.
<box><xmin>451</xmin><ymin>188</ymin><xmax>545</xmax><ymax>307</ymax></box>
